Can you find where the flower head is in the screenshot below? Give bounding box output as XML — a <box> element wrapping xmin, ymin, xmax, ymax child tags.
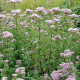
<box><xmin>68</xmin><ymin>28</ymin><xmax>79</xmax><ymax>33</ymax></box>
<box><xmin>0</xmin><ymin>14</ymin><xmax>5</xmax><ymax>20</ymax></box>
<box><xmin>35</xmin><ymin>7</ymin><xmax>45</xmax><ymax>13</ymax></box>
<box><xmin>3</xmin><ymin>31</ymin><xmax>13</xmax><ymax>39</ymax></box>
<box><xmin>11</xmin><ymin>9</ymin><xmax>21</xmax><ymax>15</ymax></box>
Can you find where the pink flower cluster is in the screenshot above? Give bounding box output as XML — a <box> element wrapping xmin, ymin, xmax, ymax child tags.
<box><xmin>76</xmin><ymin>56</ymin><xmax>79</xmax><ymax>59</ymax></box>
<box><xmin>45</xmin><ymin>18</ymin><xmax>60</xmax><ymax>25</ymax></box>
<box><xmin>55</xmin><ymin>35</ymin><xmax>61</xmax><ymax>40</ymax></box>
<box><xmin>59</xmin><ymin>62</ymin><xmax>73</xmax><ymax>69</ymax></box>
<box><xmin>15</xmin><ymin>67</ymin><xmax>26</xmax><ymax>77</ymax></box>
<box><xmin>51</xmin><ymin>68</ymin><xmax>69</xmax><ymax>80</ymax></box>
<box><xmin>3</xmin><ymin>31</ymin><xmax>13</xmax><ymax>39</ymax></box>
<box><xmin>66</xmin><ymin>73</ymin><xmax>76</xmax><ymax>80</ymax></box>
<box><xmin>7</xmin><ymin>22</ymin><xmax>16</xmax><ymax>29</ymax></box>
<box><xmin>51</xmin><ymin>62</ymin><xmax>76</xmax><ymax>80</ymax></box>
<box><xmin>10</xmin><ymin>39</ymin><xmax>16</xmax><ymax>43</ymax></box>
<box><xmin>45</xmin><ymin>20</ymin><xmax>53</xmax><ymax>25</ymax></box>
<box><xmin>8</xmin><ymin>0</ymin><xmax>22</xmax><ymax>3</ymax></box>
<box><xmin>11</xmin><ymin>9</ymin><xmax>21</xmax><ymax>16</ymax></box>
<box><xmin>24</xmin><ymin>32</ymin><xmax>29</xmax><ymax>36</ymax></box>
<box><xmin>26</xmin><ymin>9</ymin><xmax>33</xmax><ymax>14</ymax></box>
<box><xmin>0</xmin><ymin>14</ymin><xmax>5</xmax><ymax>20</ymax></box>
<box><xmin>70</xmin><ymin>14</ymin><xmax>77</xmax><ymax>19</ymax></box>
<box><xmin>47</xmin><ymin>9</ymin><xmax>54</xmax><ymax>14</ymax></box>
<box><xmin>46</xmin><ymin>7</ymin><xmax>61</xmax><ymax>14</ymax></box>
<box><xmin>40</xmin><ymin>30</ymin><xmax>48</xmax><ymax>34</ymax></box>
<box><xmin>50</xmin><ymin>25</ymin><xmax>55</xmax><ymax>29</ymax></box>
<box><xmin>68</xmin><ymin>28</ymin><xmax>79</xmax><ymax>33</ymax></box>
<box><xmin>2</xmin><ymin>76</ymin><xmax>8</xmax><ymax>80</ymax></box>
<box><xmin>2</xmin><ymin>60</ymin><xmax>9</xmax><ymax>63</ymax></box>
<box><xmin>16</xmin><ymin>78</ymin><xmax>24</xmax><ymax>80</ymax></box>
<box><xmin>33</xmin><ymin>40</ymin><xmax>38</xmax><ymax>44</ymax></box>
<box><xmin>60</xmin><ymin>49</ymin><xmax>75</xmax><ymax>57</ymax></box>
<box><xmin>44</xmin><ymin>74</ymin><xmax>51</xmax><ymax>80</ymax></box>
<box><xmin>0</xmin><ymin>69</ymin><xmax>4</xmax><ymax>72</ymax></box>
<box><xmin>29</xmin><ymin>14</ymin><xmax>42</xmax><ymax>19</ymax></box>
<box><xmin>61</xmin><ymin>9</ymin><xmax>72</xmax><ymax>14</ymax></box>
<box><xmin>12</xmin><ymin>74</ymin><xmax>18</xmax><ymax>77</ymax></box>
<box><xmin>16</xmin><ymin>60</ymin><xmax>22</xmax><ymax>64</ymax></box>
<box><xmin>35</xmin><ymin>7</ymin><xmax>45</xmax><ymax>13</ymax></box>
<box><xmin>52</xmin><ymin>7</ymin><xmax>61</xmax><ymax>13</ymax></box>
<box><xmin>0</xmin><ymin>54</ymin><xmax>4</xmax><ymax>58</ymax></box>
<box><xmin>53</xmin><ymin>18</ymin><xmax>60</xmax><ymax>24</ymax></box>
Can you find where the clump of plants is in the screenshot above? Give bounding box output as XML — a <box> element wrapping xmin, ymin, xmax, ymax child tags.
<box><xmin>0</xmin><ymin>0</ymin><xmax>80</xmax><ymax>80</ymax></box>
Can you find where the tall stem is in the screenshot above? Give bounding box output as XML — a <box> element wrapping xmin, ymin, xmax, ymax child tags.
<box><xmin>14</xmin><ymin>2</ymin><xmax>16</xmax><ymax>9</ymax></box>
<box><xmin>38</xmin><ymin>23</ymin><xmax>42</xmax><ymax>72</ymax></box>
<box><xmin>48</xmin><ymin>27</ymin><xmax>53</xmax><ymax>74</ymax></box>
<box><xmin>39</xmin><ymin>26</ymin><xmax>40</xmax><ymax>55</ymax></box>
<box><xmin>0</xmin><ymin>21</ymin><xmax>1</xmax><ymax>31</ymax></box>
<box><xmin>49</xmin><ymin>34</ymin><xmax>52</xmax><ymax>61</ymax></box>
<box><xmin>15</xmin><ymin>15</ymin><xmax>18</xmax><ymax>34</ymax></box>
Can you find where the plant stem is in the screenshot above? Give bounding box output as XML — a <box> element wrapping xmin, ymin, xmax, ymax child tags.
<box><xmin>14</xmin><ymin>2</ymin><xmax>16</xmax><ymax>9</ymax></box>
<box><xmin>49</xmin><ymin>27</ymin><xmax>52</xmax><ymax>61</ymax></box>
<box><xmin>38</xmin><ymin>23</ymin><xmax>42</xmax><ymax>72</ymax></box>
<box><xmin>39</xmin><ymin>26</ymin><xmax>40</xmax><ymax>55</ymax></box>
<box><xmin>15</xmin><ymin>15</ymin><xmax>18</xmax><ymax>34</ymax></box>
<box><xmin>49</xmin><ymin>34</ymin><xmax>52</xmax><ymax>61</ymax></box>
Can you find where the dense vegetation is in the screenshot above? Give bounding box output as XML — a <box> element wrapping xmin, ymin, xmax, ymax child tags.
<box><xmin>0</xmin><ymin>0</ymin><xmax>80</xmax><ymax>11</ymax></box>
<box><xmin>0</xmin><ymin>0</ymin><xmax>80</xmax><ymax>80</ymax></box>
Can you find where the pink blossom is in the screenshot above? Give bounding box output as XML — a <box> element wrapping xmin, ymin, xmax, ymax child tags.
<box><xmin>45</xmin><ymin>20</ymin><xmax>53</xmax><ymax>25</ymax></box>
<box><xmin>53</xmin><ymin>18</ymin><xmax>60</xmax><ymax>24</ymax></box>
<box><xmin>52</xmin><ymin>7</ymin><xmax>61</xmax><ymax>13</ymax></box>
<box><xmin>29</xmin><ymin>14</ymin><xmax>42</xmax><ymax>19</ymax></box>
<box><xmin>76</xmin><ymin>56</ymin><xmax>79</xmax><ymax>59</ymax></box>
<box><xmin>60</xmin><ymin>49</ymin><xmax>75</xmax><ymax>57</ymax></box>
<box><xmin>11</xmin><ymin>9</ymin><xmax>21</xmax><ymax>15</ymax></box>
<box><xmin>33</xmin><ymin>41</ymin><xmax>38</xmax><ymax>44</ymax></box>
<box><xmin>16</xmin><ymin>78</ymin><xmax>24</xmax><ymax>80</ymax></box>
<box><xmin>2</xmin><ymin>77</ymin><xmax>8</xmax><ymax>80</ymax></box>
<box><xmin>70</xmin><ymin>14</ymin><xmax>77</xmax><ymax>19</ymax></box>
<box><xmin>10</xmin><ymin>39</ymin><xmax>16</xmax><ymax>43</ymax></box>
<box><xmin>68</xmin><ymin>28</ymin><xmax>79</xmax><ymax>33</ymax></box>
<box><xmin>16</xmin><ymin>60</ymin><xmax>22</xmax><ymax>64</ymax></box>
<box><xmin>50</xmin><ymin>25</ymin><xmax>55</xmax><ymax>29</ymax></box>
<box><xmin>66</xmin><ymin>73</ymin><xmax>76</xmax><ymax>80</ymax></box>
<box><xmin>55</xmin><ymin>35</ymin><xmax>61</xmax><ymax>40</ymax></box>
<box><xmin>15</xmin><ymin>67</ymin><xmax>25</xmax><ymax>76</ymax></box>
<box><xmin>59</xmin><ymin>62</ymin><xmax>73</xmax><ymax>70</ymax></box>
<box><xmin>21</xmin><ymin>48</ymin><xmax>25</xmax><ymax>51</ymax></box>
<box><xmin>35</xmin><ymin>7</ymin><xmax>45</xmax><ymax>13</ymax></box>
<box><xmin>12</xmin><ymin>74</ymin><xmax>18</xmax><ymax>77</ymax></box>
<box><xmin>24</xmin><ymin>32</ymin><xmax>29</xmax><ymax>36</ymax></box>
<box><xmin>0</xmin><ymin>14</ymin><xmax>5</xmax><ymax>19</ymax></box>
<box><xmin>47</xmin><ymin>9</ymin><xmax>54</xmax><ymax>14</ymax></box>
<box><xmin>44</xmin><ymin>74</ymin><xmax>51</xmax><ymax>80</ymax></box>
<box><xmin>61</xmin><ymin>9</ymin><xmax>72</xmax><ymax>14</ymax></box>
<box><xmin>0</xmin><ymin>54</ymin><xmax>4</xmax><ymax>58</ymax></box>
<box><xmin>52</xmin><ymin>38</ymin><xmax>56</xmax><ymax>41</ymax></box>
<box><xmin>0</xmin><ymin>69</ymin><xmax>4</xmax><ymax>72</ymax></box>
<box><xmin>26</xmin><ymin>9</ymin><xmax>33</xmax><ymax>14</ymax></box>
<box><xmin>4</xmin><ymin>60</ymin><xmax>9</xmax><ymax>63</ymax></box>
<box><xmin>3</xmin><ymin>31</ymin><xmax>13</xmax><ymax>39</ymax></box>
<box><xmin>75</xmin><ymin>61</ymin><xmax>78</xmax><ymax>64</ymax></box>
<box><xmin>9</xmin><ymin>0</ymin><xmax>22</xmax><ymax>3</ymax></box>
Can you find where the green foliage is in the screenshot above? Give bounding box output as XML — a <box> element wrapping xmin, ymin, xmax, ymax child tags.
<box><xmin>0</xmin><ymin>0</ymin><xmax>80</xmax><ymax>80</ymax></box>
<box><xmin>0</xmin><ymin>3</ymin><xmax>2</xmax><ymax>12</ymax></box>
<box><xmin>1</xmin><ymin>0</ymin><xmax>64</xmax><ymax>11</ymax></box>
<box><xmin>1</xmin><ymin>0</ymin><xmax>80</xmax><ymax>12</ymax></box>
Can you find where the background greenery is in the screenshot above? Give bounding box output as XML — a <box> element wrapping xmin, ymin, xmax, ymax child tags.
<box><xmin>0</xmin><ymin>0</ymin><xmax>80</xmax><ymax>12</ymax></box>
